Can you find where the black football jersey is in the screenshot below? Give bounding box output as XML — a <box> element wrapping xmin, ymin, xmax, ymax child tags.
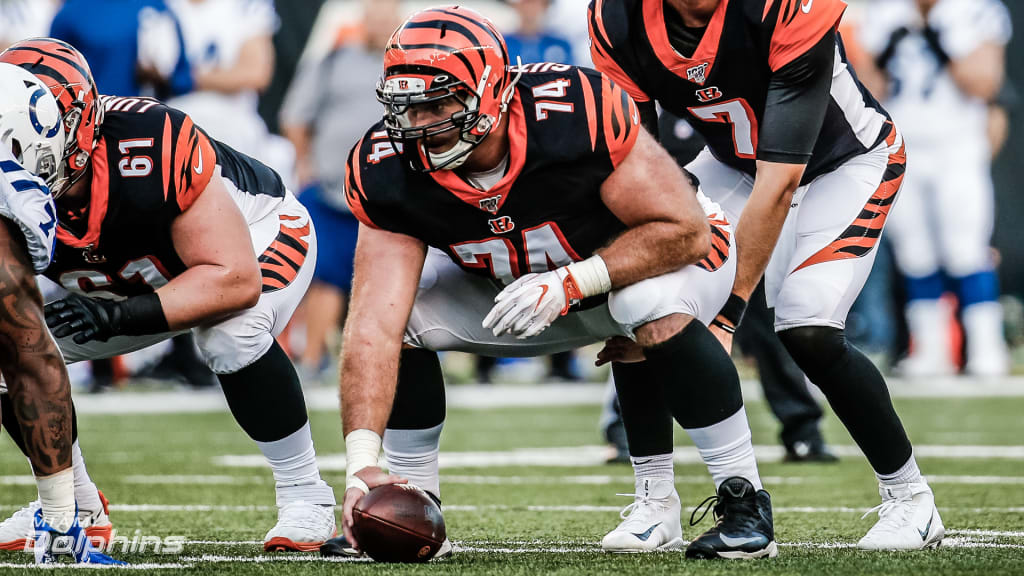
<box><xmin>345</xmin><ymin>65</ymin><xmax>641</xmax><ymax>286</ymax></box>
<box><xmin>589</xmin><ymin>0</ymin><xmax>893</xmax><ymax>182</ymax></box>
<box><xmin>45</xmin><ymin>96</ymin><xmax>286</xmax><ymax>298</ymax></box>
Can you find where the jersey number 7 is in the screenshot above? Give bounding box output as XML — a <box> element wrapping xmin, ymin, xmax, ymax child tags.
<box><xmin>688</xmin><ymin>99</ymin><xmax>759</xmax><ymax>159</ymax></box>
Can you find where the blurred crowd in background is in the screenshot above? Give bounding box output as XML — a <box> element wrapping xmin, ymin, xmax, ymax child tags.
<box><xmin>0</xmin><ymin>0</ymin><xmax>1019</xmax><ymax>398</ymax></box>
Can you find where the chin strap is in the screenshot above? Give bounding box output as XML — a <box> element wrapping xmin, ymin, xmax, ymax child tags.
<box><xmin>429</xmin><ymin>57</ymin><xmax>525</xmax><ymax>172</ymax></box>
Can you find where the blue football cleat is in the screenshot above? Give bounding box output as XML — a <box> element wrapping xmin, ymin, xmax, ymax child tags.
<box><xmin>33</xmin><ymin>508</ymin><xmax>126</xmax><ymax>565</ymax></box>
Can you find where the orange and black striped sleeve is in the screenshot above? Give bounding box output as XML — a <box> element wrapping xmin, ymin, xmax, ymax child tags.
<box><xmin>344</xmin><ymin>137</ymin><xmax>380</xmax><ymax>229</ymax></box>
<box><xmin>597</xmin><ymin>73</ymin><xmax>641</xmax><ymax>169</ymax></box>
<box><xmin>588</xmin><ymin>0</ymin><xmax>651</xmax><ymax>104</ymax></box>
<box><xmin>765</xmin><ymin>0</ymin><xmax>847</xmax><ymax>72</ymax></box>
<box><xmin>161</xmin><ymin>109</ymin><xmax>217</xmax><ymax>213</ymax></box>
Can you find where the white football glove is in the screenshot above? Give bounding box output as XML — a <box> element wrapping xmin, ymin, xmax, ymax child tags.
<box><xmin>482</xmin><ymin>267</ymin><xmax>584</xmax><ymax>339</ymax></box>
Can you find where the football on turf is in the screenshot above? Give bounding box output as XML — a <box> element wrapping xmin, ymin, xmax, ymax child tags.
<box><xmin>352</xmin><ymin>484</ymin><xmax>446</xmax><ymax>562</ymax></box>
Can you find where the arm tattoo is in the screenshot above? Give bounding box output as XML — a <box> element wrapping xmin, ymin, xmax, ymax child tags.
<box><xmin>0</xmin><ymin>221</ymin><xmax>71</xmax><ymax>475</ymax></box>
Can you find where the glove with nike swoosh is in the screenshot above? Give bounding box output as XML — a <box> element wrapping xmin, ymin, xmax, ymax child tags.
<box><xmin>483</xmin><ymin>255</ymin><xmax>612</xmax><ymax>339</ymax></box>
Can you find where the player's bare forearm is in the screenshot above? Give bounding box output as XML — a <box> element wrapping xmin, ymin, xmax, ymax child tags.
<box><xmin>0</xmin><ymin>221</ymin><xmax>71</xmax><ymax>476</ymax></box>
<box><xmin>156</xmin><ymin>263</ymin><xmax>261</xmax><ymax>330</ymax></box>
<box><xmin>340</xmin><ymin>225</ymin><xmax>426</xmax><ymax>435</ymax></box>
<box><xmin>731</xmin><ymin>161</ymin><xmax>804</xmax><ymax>300</ymax></box>
<box><xmin>599</xmin><ymin>220</ymin><xmax>708</xmax><ymax>288</ymax></box>
<box><xmin>949</xmin><ymin>43</ymin><xmax>1004</xmax><ymax>102</ymax></box>
<box><xmin>165</xmin><ymin>176</ymin><xmax>261</xmax><ymax>330</ymax></box>
<box><xmin>599</xmin><ymin>129</ymin><xmax>709</xmax><ymax>288</ymax></box>
<box><xmin>195</xmin><ymin>36</ymin><xmax>274</xmax><ymax>93</ymax></box>
<box><xmin>340</xmin><ymin>327</ymin><xmax>401</xmax><ymax>436</ymax></box>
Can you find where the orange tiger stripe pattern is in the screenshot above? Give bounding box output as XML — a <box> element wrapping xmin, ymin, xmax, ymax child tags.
<box><xmin>697</xmin><ymin>216</ymin><xmax>732</xmax><ymax>272</ymax></box>
<box><xmin>601</xmin><ymin>75</ymin><xmax>640</xmax><ymax>168</ymax></box>
<box><xmin>259</xmin><ymin>215</ymin><xmax>311</xmax><ymax>293</ymax></box>
<box><xmin>793</xmin><ymin>129</ymin><xmax>905</xmax><ymax>273</ymax></box>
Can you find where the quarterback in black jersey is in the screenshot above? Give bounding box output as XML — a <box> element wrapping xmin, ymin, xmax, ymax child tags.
<box><xmin>332</xmin><ymin>6</ymin><xmax>776</xmax><ymax>561</ymax></box>
<box><xmin>0</xmin><ymin>39</ymin><xmax>338</xmax><ymax>553</ymax></box>
<box><xmin>590</xmin><ymin>0</ymin><xmax>943</xmax><ymax>551</ymax></box>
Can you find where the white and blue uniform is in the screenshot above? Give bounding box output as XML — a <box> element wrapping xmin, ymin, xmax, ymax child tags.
<box><xmin>861</xmin><ymin>0</ymin><xmax>1012</xmax><ymax>375</ymax></box>
<box><xmin>0</xmin><ymin>147</ymin><xmax>57</xmax><ymax>274</ymax></box>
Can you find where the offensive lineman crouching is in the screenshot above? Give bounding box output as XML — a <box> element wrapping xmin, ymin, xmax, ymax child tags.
<box><xmin>334</xmin><ymin>6</ymin><xmax>775</xmax><ymax>560</ymax></box>
<box><xmin>0</xmin><ymin>39</ymin><xmax>337</xmax><ymax>552</ymax></box>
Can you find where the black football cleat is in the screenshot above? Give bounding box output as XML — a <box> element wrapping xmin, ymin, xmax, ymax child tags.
<box><xmin>319</xmin><ymin>534</ymin><xmax>364</xmax><ymax>558</ymax></box>
<box><xmin>685</xmin><ymin>477</ymin><xmax>778</xmax><ymax>559</ymax></box>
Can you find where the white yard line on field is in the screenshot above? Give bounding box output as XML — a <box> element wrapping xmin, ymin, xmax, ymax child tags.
<box><xmin>213</xmin><ymin>444</ymin><xmax>1024</xmax><ymax>471</ymax></box>
<box><xmin>0</xmin><ymin>562</ymin><xmax>193</xmax><ymax>570</ymax></box>
<box><xmin>4</xmin><ymin>472</ymin><xmax>1024</xmax><ymax>488</ymax></box>
<box><xmin>6</xmin><ymin>471</ymin><xmax>1024</xmax><ymax>483</ymax></box>
<box><xmin>69</xmin><ymin>377</ymin><xmax>1024</xmax><ymax>415</ymax></box>
<box><xmin>3</xmin><ymin>503</ymin><xmax>1022</xmax><ymax>515</ymax></box>
<box><xmin>947</xmin><ymin>529</ymin><xmax>1024</xmax><ymax>538</ymax></box>
<box><xmin>1</xmin><ymin>535</ymin><xmax>1023</xmax><ymax>569</ymax></box>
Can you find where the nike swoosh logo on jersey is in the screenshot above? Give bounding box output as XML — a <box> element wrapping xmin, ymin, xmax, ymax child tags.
<box><xmin>719</xmin><ymin>535</ymin><xmax>762</xmax><ymax>547</ymax></box>
<box><xmin>193</xmin><ymin>150</ymin><xmax>204</xmax><ymax>175</ymax></box>
<box><xmin>631</xmin><ymin>523</ymin><xmax>661</xmax><ymax>542</ymax></box>
<box><xmin>918</xmin><ymin>514</ymin><xmax>933</xmax><ymax>541</ymax></box>
<box><xmin>801</xmin><ymin>0</ymin><xmax>813</xmax><ymax>13</ymax></box>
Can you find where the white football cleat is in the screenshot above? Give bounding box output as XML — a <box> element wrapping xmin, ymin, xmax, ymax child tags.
<box><xmin>0</xmin><ymin>502</ymin><xmax>37</xmax><ymax>551</ymax></box>
<box><xmin>858</xmin><ymin>482</ymin><xmax>944</xmax><ymax>550</ymax></box>
<box><xmin>0</xmin><ymin>491</ymin><xmax>113</xmax><ymax>551</ymax></box>
<box><xmin>602</xmin><ymin>478</ymin><xmax>684</xmax><ymax>553</ymax></box>
<box><xmin>264</xmin><ymin>501</ymin><xmax>337</xmax><ymax>552</ymax></box>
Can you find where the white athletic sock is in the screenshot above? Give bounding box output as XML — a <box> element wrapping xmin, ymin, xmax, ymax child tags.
<box><xmin>630</xmin><ymin>453</ymin><xmax>674</xmax><ymax>482</ymax></box>
<box><xmin>963</xmin><ymin>302</ymin><xmax>1009</xmax><ymax>372</ymax></box>
<box><xmin>37</xmin><ymin>468</ymin><xmax>75</xmax><ymax>533</ymax></box>
<box><xmin>876</xmin><ymin>453</ymin><xmax>925</xmax><ymax>487</ymax></box>
<box><xmin>384</xmin><ymin>424</ymin><xmax>443</xmax><ymax>499</ymax></box>
<box><xmin>685</xmin><ymin>407</ymin><xmax>762</xmax><ymax>491</ymax></box>
<box><xmin>255</xmin><ymin>422</ymin><xmax>334</xmax><ymax>507</ymax></box>
<box><xmin>71</xmin><ymin>440</ymin><xmax>102</xmax><ymax>513</ymax></box>
<box><xmin>905</xmin><ymin>299</ymin><xmax>953</xmax><ymax>365</ymax></box>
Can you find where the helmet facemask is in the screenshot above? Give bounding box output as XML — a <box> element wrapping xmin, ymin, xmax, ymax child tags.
<box><xmin>378</xmin><ymin>67</ymin><xmax>498</xmax><ymax>172</ymax></box>
<box><xmin>48</xmin><ymin>84</ymin><xmax>98</xmax><ymax>198</ymax></box>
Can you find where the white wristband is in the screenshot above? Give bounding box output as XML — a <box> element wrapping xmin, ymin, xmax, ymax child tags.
<box><xmin>566</xmin><ymin>255</ymin><xmax>612</xmax><ymax>298</ymax></box>
<box><xmin>345</xmin><ymin>429</ymin><xmax>382</xmax><ymax>494</ymax></box>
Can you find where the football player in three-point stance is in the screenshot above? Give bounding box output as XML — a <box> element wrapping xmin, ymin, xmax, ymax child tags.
<box><xmin>331</xmin><ymin>6</ymin><xmax>776</xmax><ymax>560</ymax></box>
<box><xmin>0</xmin><ymin>39</ymin><xmax>337</xmax><ymax>553</ymax></box>
<box><xmin>589</xmin><ymin>0</ymin><xmax>942</xmax><ymax>549</ymax></box>
<box><xmin>0</xmin><ymin>62</ymin><xmax>120</xmax><ymax>565</ymax></box>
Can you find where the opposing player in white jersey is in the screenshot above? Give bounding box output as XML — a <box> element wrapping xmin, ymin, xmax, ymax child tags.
<box><xmin>0</xmin><ymin>63</ymin><xmax>121</xmax><ymax>564</ymax></box>
<box><xmin>859</xmin><ymin>0</ymin><xmax>1012</xmax><ymax>376</ymax></box>
<box><xmin>0</xmin><ymin>39</ymin><xmax>336</xmax><ymax>553</ymax></box>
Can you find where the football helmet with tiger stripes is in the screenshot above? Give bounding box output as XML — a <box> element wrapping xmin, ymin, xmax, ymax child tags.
<box><xmin>0</xmin><ymin>38</ymin><xmax>102</xmax><ymax>197</ymax></box>
<box><xmin>377</xmin><ymin>6</ymin><xmax>520</xmax><ymax>172</ymax></box>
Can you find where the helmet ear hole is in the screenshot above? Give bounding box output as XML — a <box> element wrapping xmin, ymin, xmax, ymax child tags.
<box><xmin>9</xmin><ymin>138</ymin><xmax>22</xmax><ymax>162</ymax></box>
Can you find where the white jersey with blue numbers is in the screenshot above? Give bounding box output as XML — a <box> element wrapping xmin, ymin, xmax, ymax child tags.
<box><xmin>861</xmin><ymin>0</ymin><xmax>1011</xmax><ymax>153</ymax></box>
<box><xmin>0</xmin><ymin>146</ymin><xmax>56</xmax><ymax>273</ymax></box>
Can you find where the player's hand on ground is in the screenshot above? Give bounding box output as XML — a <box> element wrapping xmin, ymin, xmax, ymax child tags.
<box><xmin>483</xmin><ymin>269</ymin><xmax>576</xmax><ymax>339</ymax></box>
<box><xmin>596</xmin><ymin>337</ymin><xmax>646</xmax><ymax>366</ymax></box>
<box><xmin>342</xmin><ymin>466</ymin><xmax>408</xmax><ymax>548</ymax></box>
<box><xmin>44</xmin><ymin>294</ymin><xmax>122</xmax><ymax>344</ymax></box>
<box><xmin>709</xmin><ymin>324</ymin><xmax>733</xmax><ymax>353</ymax></box>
